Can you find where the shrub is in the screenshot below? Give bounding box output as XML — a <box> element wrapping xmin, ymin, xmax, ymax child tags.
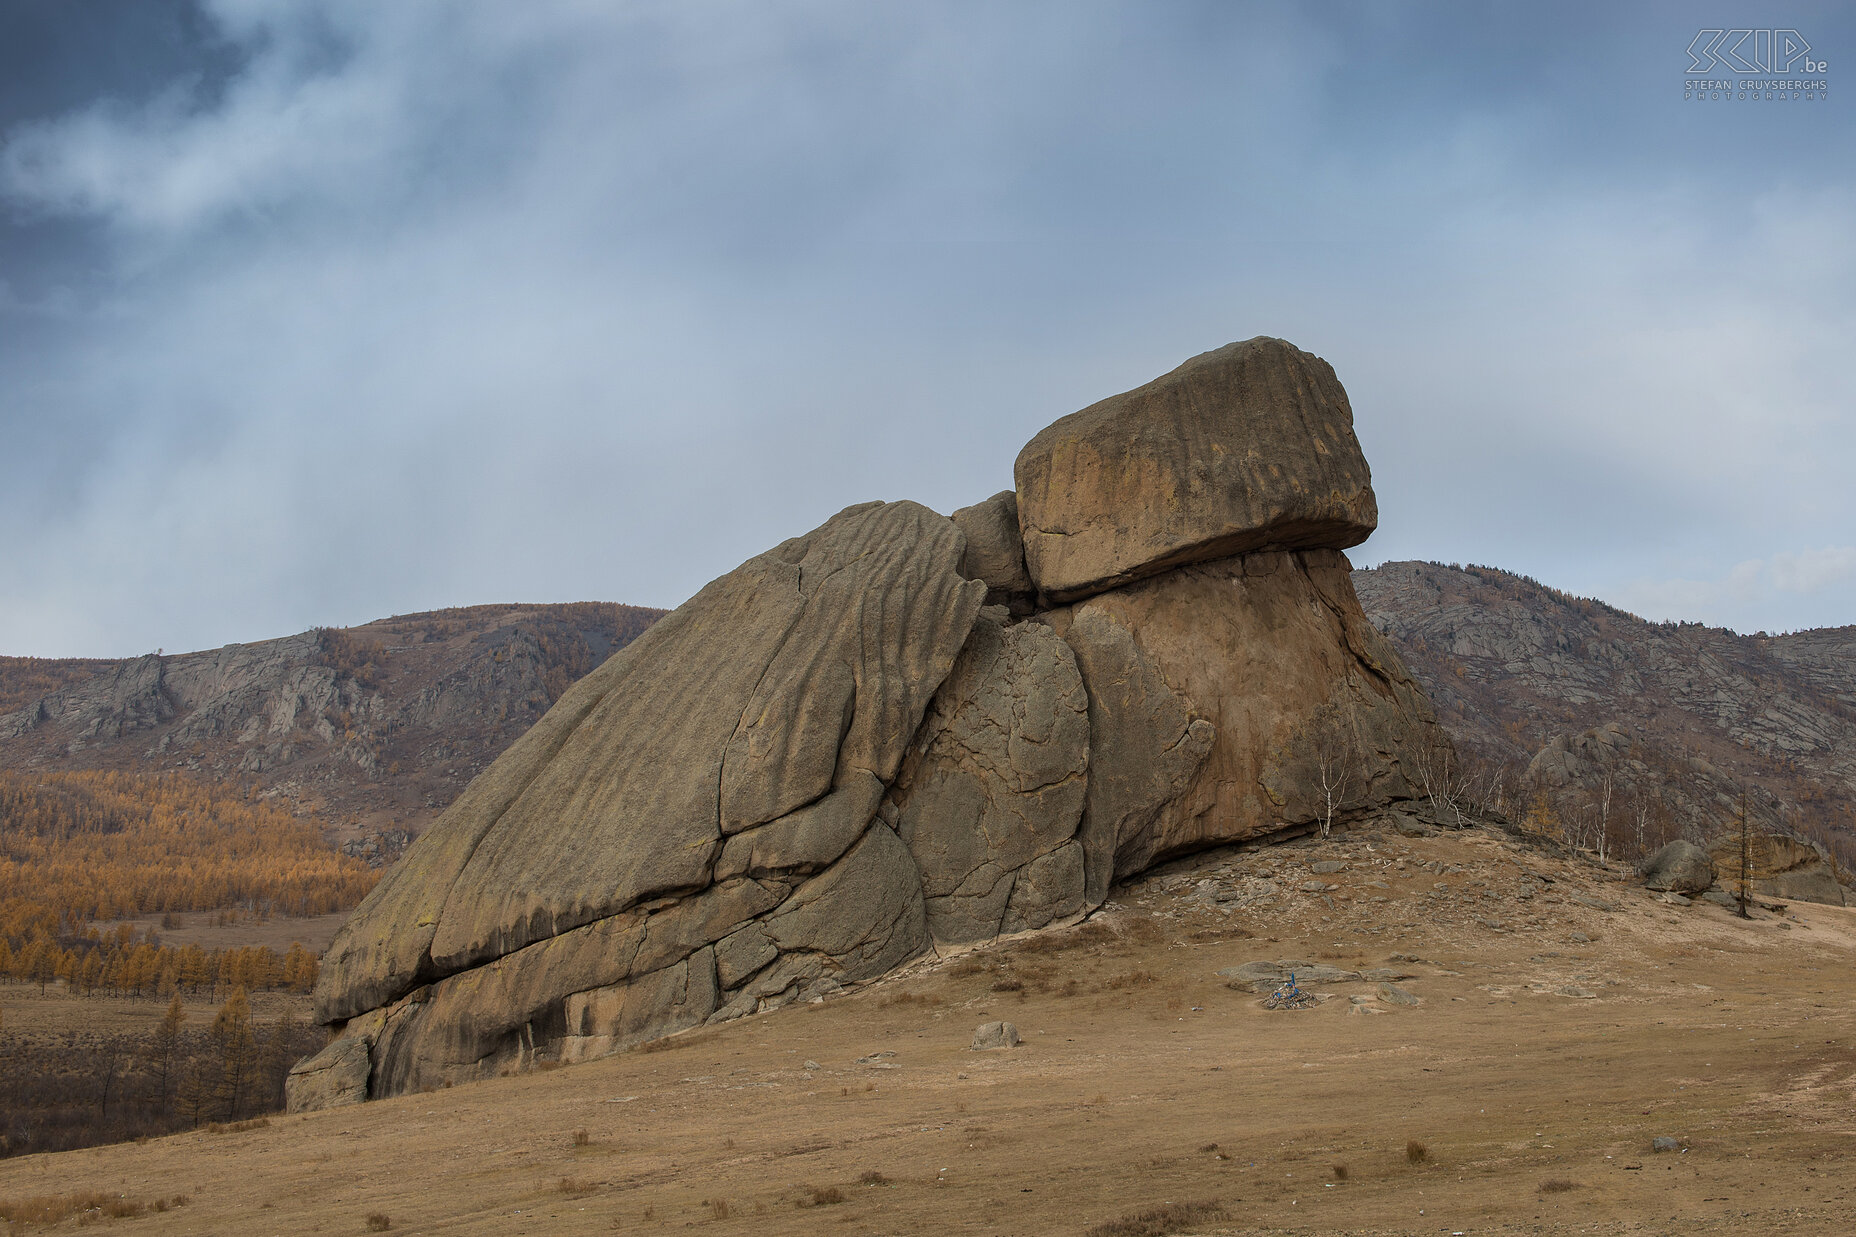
<box><xmin>1406</xmin><ymin>1140</ymin><xmax>1429</xmax><ymax>1165</ymax></box>
<box><xmin>365</xmin><ymin>1213</ymin><xmax>392</xmax><ymax>1231</ymax></box>
<box><xmin>1099</xmin><ymin>971</ymin><xmax>1157</xmax><ymax>991</ymax></box>
<box><xmin>0</xmin><ymin>1193</ymin><xmax>153</xmax><ymax>1225</ymax></box>
<box><xmin>797</xmin><ymin>1185</ymin><xmax>845</xmax><ymax>1207</ymax></box>
<box><xmin>880</xmin><ymin>990</ymin><xmax>942</xmax><ymax>1007</ymax></box>
<box><xmin>1083</xmin><ymin>1200</ymin><xmax>1229</xmax><ymax>1237</ymax></box>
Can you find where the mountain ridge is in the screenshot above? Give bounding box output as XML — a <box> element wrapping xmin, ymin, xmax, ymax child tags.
<box><xmin>6</xmin><ymin>562</ymin><xmax>1852</xmax><ymax>876</ymax></box>
<box><xmin>1353</xmin><ymin>559</ymin><xmax>1856</xmax><ymax>871</ymax></box>
<box><xmin>0</xmin><ymin>602</ymin><xmax>666</xmax><ymax>852</ymax></box>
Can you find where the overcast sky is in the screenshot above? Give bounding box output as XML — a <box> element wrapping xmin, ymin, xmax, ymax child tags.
<box><xmin>1</xmin><ymin>1</ymin><xmax>1852</xmax><ymax>657</ymax></box>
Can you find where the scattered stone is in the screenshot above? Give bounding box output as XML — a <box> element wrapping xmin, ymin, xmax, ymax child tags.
<box><xmin>1651</xmin><ymin>1137</ymin><xmax>1681</xmax><ymax>1153</ymax></box>
<box><xmin>1218</xmin><ymin>960</ymin><xmax>1359</xmax><ymax>992</ymax></box>
<box><xmin>1310</xmin><ymin>860</ymin><xmax>1346</xmax><ymax>875</ymax></box>
<box><xmin>1571</xmin><ymin>895</ymin><xmax>1618</xmax><ymax>912</ymax></box>
<box><xmin>971</xmin><ymin>1021</ymin><xmax>1021</xmax><ymax>1050</ymax></box>
<box><xmin>856</xmin><ymin>1050</ymin><xmax>898</xmax><ymax>1064</ymax></box>
<box><xmin>1568</xmin><ymin>932</ymin><xmax>1591</xmax><ymax>943</ymax></box>
<box><xmin>1700</xmin><ymin>890</ymin><xmax>1738</xmax><ymax>909</ymax></box>
<box><xmin>1394</xmin><ymin>818</ymin><xmax>1434</xmax><ymax>838</ymax></box>
<box><xmin>1377</xmin><ymin>982</ymin><xmax>1421</xmax><ymax>1006</ymax></box>
<box><xmin>803</xmin><ymin>1060</ymin><xmax>820</xmax><ymax>1071</ymax></box>
<box><xmin>283</xmin><ymin>1033</ymin><xmax>372</xmax><ymax>1112</ymax></box>
<box><xmin>1299</xmin><ymin>880</ymin><xmax>1332</xmax><ymax>893</ymax></box>
<box><xmin>1359</xmin><ymin>967</ymin><xmax>1418</xmax><ymax>981</ymax></box>
<box><xmin>1639</xmin><ymin>840</ymin><xmax>1714</xmax><ymax>895</ymax></box>
<box><xmin>1557</xmin><ymin>986</ymin><xmax>1597</xmax><ymax>999</ymax></box>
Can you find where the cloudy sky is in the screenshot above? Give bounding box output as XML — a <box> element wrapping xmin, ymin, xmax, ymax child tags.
<box><xmin>1</xmin><ymin>1</ymin><xmax>1851</xmax><ymax>656</ymax></box>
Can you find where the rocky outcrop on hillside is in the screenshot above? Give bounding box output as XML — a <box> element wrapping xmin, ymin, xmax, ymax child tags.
<box><xmin>291</xmin><ymin>337</ymin><xmax>1448</xmax><ymax>1109</ymax></box>
<box><xmin>0</xmin><ymin>604</ymin><xmax>664</xmax><ymax>847</ymax></box>
<box><xmin>1705</xmin><ymin>832</ymin><xmax>1847</xmax><ymax>906</ymax></box>
<box><xmin>1353</xmin><ymin>561</ymin><xmax>1856</xmax><ymax>882</ymax></box>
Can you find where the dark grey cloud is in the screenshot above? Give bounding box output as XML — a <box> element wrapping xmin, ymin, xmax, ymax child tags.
<box><xmin>1</xmin><ymin>1</ymin><xmax>1852</xmax><ymax>655</ymax></box>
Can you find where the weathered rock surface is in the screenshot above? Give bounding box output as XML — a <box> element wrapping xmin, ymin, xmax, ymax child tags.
<box><xmin>283</xmin><ymin>1025</ymin><xmax>375</xmax><ymax>1111</ymax></box>
<box><xmin>1706</xmin><ymin>832</ymin><xmax>1846</xmax><ymax>907</ymax></box>
<box><xmin>294</xmin><ymin>502</ymin><xmax>981</xmax><ymax>1107</ymax></box>
<box><xmin>1045</xmin><ymin>549</ymin><xmax>1444</xmax><ymax>874</ymax></box>
<box><xmin>297</xmin><ymin>337</ymin><xmax>1447</xmax><ymax>1111</ymax></box>
<box><xmin>883</xmin><ymin>608</ymin><xmax>1091</xmax><ymax>943</ymax></box>
<box><xmin>971</xmin><ymin>1020</ymin><xmax>1020</xmax><ymax>1050</ymax></box>
<box><xmin>1015</xmin><ymin>337</ymin><xmax>1377</xmax><ymax>602</ymax></box>
<box><xmin>1052</xmin><ymin>606</ymin><xmax>1215</xmax><ymax>906</ymax></box>
<box><xmin>1639</xmin><ymin>840</ymin><xmax>1714</xmax><ymax>894</ymax></box>
<box><xmin>951</xmin><ymin>492</ymin><xmax>1036</xmax><ymax>613</ymax></box>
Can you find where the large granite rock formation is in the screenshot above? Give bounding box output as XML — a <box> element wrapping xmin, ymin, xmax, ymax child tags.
<box><xmin>1706</xmin><ymin>832</ymin><xmax>1847</xmax><ymax>907</ymax></box>
<box><xmin>291</xmin><ymin>337</ymin><xmax>1446</xmax><ymax>1111</ymax></box>
<box><xmin>1014</xmin><ymin>337</ymin><xmax>1377</xmax><ymax>603</ymax></box>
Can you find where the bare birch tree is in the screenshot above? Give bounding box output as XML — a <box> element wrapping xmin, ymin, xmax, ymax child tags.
<box><xmin>1312</xmin><ymin>704</ymin><xmax>1356</xmax><ymax>839</ymax></box>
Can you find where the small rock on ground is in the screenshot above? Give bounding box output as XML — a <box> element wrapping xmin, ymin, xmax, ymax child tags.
<box><xmin>972</xmin><ymin>1021</ymin><xmax>1020</xmax><ymax>1050</ymax></box>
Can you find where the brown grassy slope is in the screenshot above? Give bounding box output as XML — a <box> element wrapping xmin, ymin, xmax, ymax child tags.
<box><xmin>0</xmin><ymin>602</ymin><xmax>665</xmax><ymax>847</ymax></box>
<box><xmin>5</xmin><ymin>821</ymin><xmax>1851</xmax><ymax>1235</ymax></box>
<box><xmin>1354</xmin><ymin>561</ymin><xmax>1856</xmax><ymax>866</ymax></box>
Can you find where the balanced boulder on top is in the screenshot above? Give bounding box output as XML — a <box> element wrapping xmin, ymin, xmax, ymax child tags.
<box><xmin>1014</xmin><ymin>337</ymin><xmax>1378</xmax><ymax>603</ymax></box>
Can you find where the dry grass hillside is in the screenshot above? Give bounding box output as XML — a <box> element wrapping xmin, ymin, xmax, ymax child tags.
<box><xmin>0</xmin><ymin>603</ymin><xmax>665</xmax><ymax>853</ymax></box>
<box><xmin>4</xmin><ymin>817</ymin><xmax>1850</xmax><ymax>1236</ymax></box>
